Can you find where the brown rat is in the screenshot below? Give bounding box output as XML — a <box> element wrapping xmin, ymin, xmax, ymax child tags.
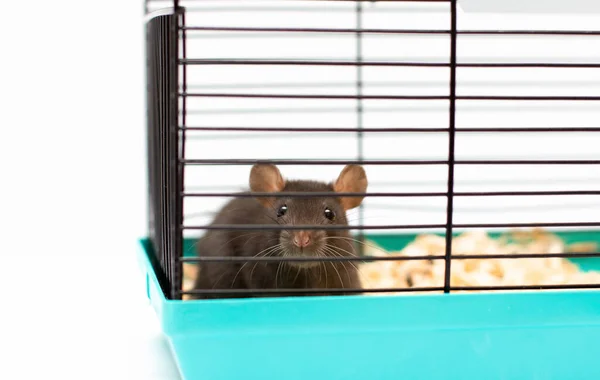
<box><xmin>189</xmin><ymin>164</ymin><xmax>368</xmax><ymax>299</ymax></box>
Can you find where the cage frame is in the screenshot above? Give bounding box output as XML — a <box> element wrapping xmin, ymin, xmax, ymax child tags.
<box><xmin>140</xmin><ymin>1</ymin><xmax>600</xmax><ymax>379</ymax></box>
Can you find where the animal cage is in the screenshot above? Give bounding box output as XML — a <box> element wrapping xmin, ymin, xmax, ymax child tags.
<box><xmin>139</xmin><ymin>0</ymin><xmax>600</xmax><ymax>379</ymax></box>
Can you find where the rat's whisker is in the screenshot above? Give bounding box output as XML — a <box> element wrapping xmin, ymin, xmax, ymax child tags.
<box><xmin>292</xmin><ymin>265</ymin><xmax>302</xmax><ymax>284</ymax></box>
<box><xmin>208</xmin><ymin>241</ymin><xmax>276</xmax><ymax>291</ymax></box>
<box><xmin>322</xmin><ymin>246</ymin><xmax>356</xmax><ymax>279</ymax></box>
<box><xmin>323</xmin><ymin>242</ymin><xmax>363</xmax><ymax>262</ymax></box>
<box><xmin>322</xmin><ymin>245</ymin><xmax>358</xmax><ymax>283</ymax></box>
<box><xmin>189</xmin><ymin>231</ymin><xmax>257</xmax><ymax>255</ymax></box>
<box><xmin>249</xmin><ymin>246</ymin><xmax>284</xmax><ymax>284</ymax></box>
<box><xmin>323</xmin><ymin>245</ymin><xmax>361</xmax><ymax>273</ymax></box>
<box><xmin>231</xmin><ymin>243</ymin><xmax>283</xmax><ymax>287</ymax></box>
<box><xmin>320</xmin><ymin>249</ymin><xmax>344</xmax><ymax>288</ymax></box>
<box><xmin>275</xmin><ymin>260</ymin><xmax>284</xmax><ymax>290</ymax></box>
<box><xmin>323</xmin><ymin>236</ymin><xmax>381</xmax><ymax>252</ymax></box>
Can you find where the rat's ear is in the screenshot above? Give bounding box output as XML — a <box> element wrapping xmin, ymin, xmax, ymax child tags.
<box><xmin>333</xmin><ymin>165</ymin><xmax>368</xmax><ymax>210</ymax></box>
<box><xmin>249</xmin><ymin>164</ymin><xmax>285</xmax><ymax>207</ymax></box>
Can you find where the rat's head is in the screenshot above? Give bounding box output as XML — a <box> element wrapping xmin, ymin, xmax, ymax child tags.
<box><xmin>249</xmin><ymin>164</ymin><xmax>368</xmax><ymax>268</ymax></box>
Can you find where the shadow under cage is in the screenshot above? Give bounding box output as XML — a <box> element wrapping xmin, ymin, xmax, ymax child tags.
<box><xmin>139</xmin><ymin>1</ymin><xmax>600</xmax><ymax>379</ymax></box>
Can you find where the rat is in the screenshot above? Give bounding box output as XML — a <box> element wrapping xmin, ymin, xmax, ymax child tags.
<box><xmin>188</xmin><ymin>163</ymin><xmax>368</xmax><ymax>299</ymax></box>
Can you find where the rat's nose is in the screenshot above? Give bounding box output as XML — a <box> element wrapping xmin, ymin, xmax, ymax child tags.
<box><xmin>293</xmin><ymin>231</ymin><xmax>311</xmax><ymax>248</ymax></box>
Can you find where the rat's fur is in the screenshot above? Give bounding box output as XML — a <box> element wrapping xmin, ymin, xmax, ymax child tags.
<box><xmin>189</xmin><ymin>167</ymin><xmax>366</xmax><ymax>299</ymax></box>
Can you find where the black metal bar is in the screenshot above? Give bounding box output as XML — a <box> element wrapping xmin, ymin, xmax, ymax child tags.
<box><xmin>169</xmin><ymin>13</ymin><xmax>182</xmax><ymax>300</ymax></box>
<box><xmin>181</xmin><ymin>159</ymin><xmax>600</xmax><ymax>166</ymax></box>
<box><xmin>182</xmin><ymin>222</ymin><xmax>600</xmax><ymax>231</ymax></box>
<box><xmin>180</xmin><ymin>126</ymin><xmax>600</xmax><ymax>133</ymax></box>
<box><xmin>460</xmin><ymin>63</ymin><xmax>600</xmax><ymax>68</ymax></box>
<box><xmin>460</xmin><ymin>96</ymin><xmax>600</xmax><ymax>101</ymax></box>
<box><xmin>182</xmin><ymin>26</ymin><xmax>450</xmax><ymax>34</ymax></box>
<box><xmin>181</xmin><ymin>126</ymin><xmax>450</xmax><ymax>132</ymax></box>
<box><xmin>180</xmin><ymin>252</ymin><xmax>600</xmax><ymax>263</ymax></box>
<box><xmin>179</xmin><ymin>283</ymin><xmax>600</xmax><ymax>296</ymax></box>
<box><xmin>180</xmin><ymin>93</ymin><xmax>448</xmax><ymax>99</ymax></box>
<box><xmin>170</xmin><ymin>10</ymin><xmax>184</xmax><ymax>300</ymax></box>
<box><xmin>180</xmin><ymin>287</ymin><xmax>445</xmax><ymax>297</ymax></box>
<box><xmin>457</xmin><ymin>160</ymin><xmax>600</xmax><ymax>165</ymax></box>
<box><xmin>454</xmin><ymin>190</ymin><xmax>600</xmax><ymax>196</ymax></box>
<box><xmin>181</xmin><ymin>26</ymin><xmax>600</xmax><ymax>36</ymax></box>
<box><xmin>180</xmin><ymin>59</ymin><xmax>449</xmax><ymax>66</ymax></box>
<box><xmin>443</xmin><ymin>0</ymin><xmax>458</xmax><ymax>294</ymax></box>
<box><xmin>355</xmin><ymin>1</ymin><xmax>365</xmax><ymax>257</ymax></box>
<box><xmin>182</xmin><ymin>159</ymin><xmax>449</xmax><ymax>165</ymax></box>
<box><xmin>180</xmin><ymin>93</ymin><xmax>600</xmax><ymax>101</ymax></box>
<box><xmin>177</xmin><ymin>7</ymin><xmax>188</xmax><ymax>296</ymax></box>
<box><xmin>460</xmin><ymin>30</ymin><xmax>600</xmax><ymax>36</ymax></box>
<box><xmin>159</xmin><ymin>17</ymin><xmax>169</xmax><ymax>289</ymax></box>
<box><xmin>452</xmin><ymin>284</ymin><xmax>600</xmax><ymax>291</ymax></box>
<box><xmin>457</xmin><ymin>222</ymin><xmax>600</xmax><ymax>228</ymax></box>
<box><xmin>181</xmin><ymin>190</ymin><xmax>600</xmax><ymax>198</ymax></box>
<box><xmin>182</xmin><ymin>191</ymin><xmax>441</xmax><ymax>198</ymax></box>
<box><xmin>457</xmin><ymin>127</ymin><xmax>600</xmax><ymax>132</ymax></box>
<box><xmin>183</xmin><ymin>224</ymin><xmax>446</xmax><ymax>231</ymax></box>
<box><xmin>180</xmin><ymin>10</ymin><xmax>187</xmax><ymax>173</ymax></box>
<box><xmin>179</xmin><ymin>59</ymin><xmax>600</xmax><ymax>68</ymax></box>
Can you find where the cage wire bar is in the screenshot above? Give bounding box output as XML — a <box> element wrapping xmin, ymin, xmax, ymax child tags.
<box><xmin>143</xmin><ymin>0</ymin><xmax>600</xmax><ymax>300</ymax></box>
<box><xmin>355</xmin><ymin>1</ymin><xmax>365</xmax><ymax>257</ymax></box>
<box><xmin>145</xmin><ymin>5</ymin><xmax>183</xmax><ymax>300</ymax></box>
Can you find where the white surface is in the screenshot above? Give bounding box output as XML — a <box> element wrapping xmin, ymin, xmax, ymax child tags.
<box><xmin>1</xmin><ymin>0</ymin><xmax>180</xmax><ymax>378</ymax></box>
<box><xmin>1</xmin><ymin>1</ymin><xmax>599</xmax><ymax>379</ymax></box>
<box><xmin>460</xmin><ymin>0</ymin><xmax>600</xmax><ymax>14</ymax></box>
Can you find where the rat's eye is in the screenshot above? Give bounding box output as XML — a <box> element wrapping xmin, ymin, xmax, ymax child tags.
<box><xmin>277</xmin><ymin>204</ymin><xmax>288</xmax><ymax>217</ymax></box>
<box><xmin>324</xmin><ymin>207</ymin><xmax>335</xmax><ymax>221</ymax></box>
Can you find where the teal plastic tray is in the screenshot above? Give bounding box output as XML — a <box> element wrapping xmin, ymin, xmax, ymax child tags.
<box><xmin>137</xmin><ymin>231</ymin><xmax>600</xmax><ymax>380</ymax></box>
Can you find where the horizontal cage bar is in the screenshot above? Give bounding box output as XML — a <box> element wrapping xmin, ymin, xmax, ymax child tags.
<box><xmin>181</xmin><ymin>26</ymin><xmax>600</xmax><ymax>36</ymax></box>
<box><xmin>182</xmin><ymin>224</ymin><xmax>446</xmax><ymax>231</ymax></box>
<box><xmin>181</xmin><ymin>190</ymin><xmax>600</xmax><ymax>198</ymax></box>
<box><xmin>180</xmin><ymin>252</ymin><xmax>600</xmax><ymax>263</ymax></box>
<box><xmin>452</xmin><ymin>284</ymin><xmax>600</xmax><ymax>291</ymax></box>
<box><xmin>178</xmin><ymin>284</ymin><xmax>600</xmax><ymax>296</ymax></box>
<box><xmin>179</xmin><ymin>59</ymin><xmax>600</xmax><ymax>68</ymax></box>
<box><xmin>180</xmin><ymin>126</ymin><xmax>600</xmax><ymax>133</ymax></box>
<box><xmin>181</xmin><ymin>93</ymin><xmax>600</xmax><ymax>101</ymax></box>
<box><xmin>181</xmin><ymin>159</ymin><xmax>600</xmax><ymax>165</ymax></box>
<box><xmin>179</xmin><ymin>287</ymin><xmax>444</xmax><ymax>296</ymax></box>
<box><xmin>164</xmin><ymin>0</ymin><xmax>452</xmax><ymax>3</ymax></box>
<box><xmin>181</xmin><ymin>222</ymin><xmax>600</xmax><ymax>231</ymax></box>
<box><xmin>182</xmin><ymin>26</ymin><xmax>451</xmax><ymax>34</ymax></box>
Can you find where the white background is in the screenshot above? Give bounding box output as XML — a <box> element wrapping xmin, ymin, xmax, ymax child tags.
<box><xmin>1</xmin><ymin>0</ymin><xmax>166</xmax><ymax>379</ymax></box>
<box><xmin>1</xmin><ymin>1</ymin><xmax>599</xmax><ymax>379</ymax></box>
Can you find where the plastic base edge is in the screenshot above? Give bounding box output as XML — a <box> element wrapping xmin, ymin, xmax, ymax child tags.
<box><xmin>137</xmin><ymin>238</ymin><xmax>600</xmax><ymax>380</ymax></box>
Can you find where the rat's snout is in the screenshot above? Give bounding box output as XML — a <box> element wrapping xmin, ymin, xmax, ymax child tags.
<box><xmin>292</xmin><ymin>231</ymin><xmax>311</xmax><ymax>248</ymax></box>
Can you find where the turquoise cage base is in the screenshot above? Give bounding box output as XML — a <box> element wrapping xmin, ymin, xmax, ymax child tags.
<box><xmin>137</xmin><ymin>232</ymin><xmax>600</xmax><ymax>380</ymax></box>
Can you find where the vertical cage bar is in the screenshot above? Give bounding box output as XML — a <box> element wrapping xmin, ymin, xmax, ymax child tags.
<box><xmin>145</xmin><ymin>16</ymin><xmax>155</xmax><ymax>255</ymax></box>
<box><xmin>145</xmin><ymin>9</ymin><xmax>181</xmax><ymax>299</ymax></box>
<box><xmin>180</xmin><ymin>11</ymin><xmax>187</xmax><ymax>173</ymax></box>
<box><xmin>176</xmin><ymin>8</ymin><xmax>187</xmax><ymax>300</ymax></box>
<box><xmin>158</xmin><ymin>17</ymin><xmax>168</xmax><ymax>281</ymax></box>
<box><xmin>355</xmin><ymin>1</ymin><xmax>365</xmax><ymax>256</ymax></box>
<box><xmin>170</xmin><ymin>9</ymin><xmax>183</xmax><ymax>300</ymax></box>
<box><xmin>444</xmin><ymin>0</ymin><xmax>458</xmax><ymax>293</ymax></box>
<box><xmin>161</xmin><ymin>16</ymin><xmax>170</xmax><ymax>293</ymax></box>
